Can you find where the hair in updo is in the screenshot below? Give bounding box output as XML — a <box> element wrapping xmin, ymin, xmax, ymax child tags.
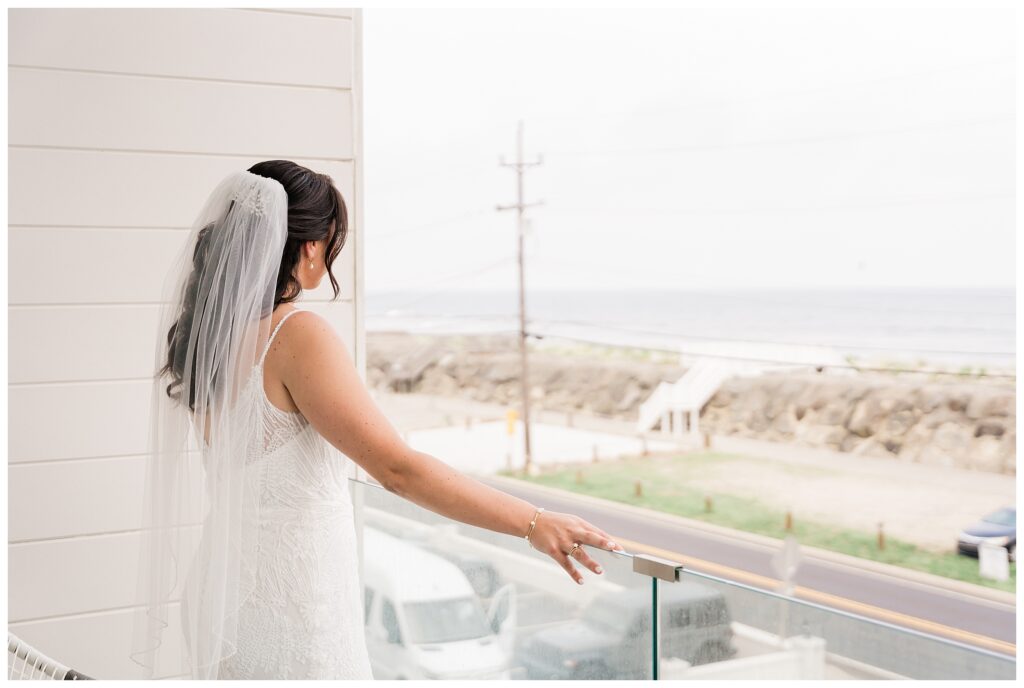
<box><xmin>159</xmin><ymin>160</ymin><xmax>349</xmax><ymax>410</ymax></box>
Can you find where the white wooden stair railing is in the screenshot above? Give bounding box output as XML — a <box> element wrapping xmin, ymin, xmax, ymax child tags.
<box><xmin>637</xmin><ymin>341</ymin><xmax>848</xmax><ymax>438</ymax></box>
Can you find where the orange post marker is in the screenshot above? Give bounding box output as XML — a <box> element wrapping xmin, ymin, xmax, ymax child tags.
<box><xmin>506</xmin><ymin>409</ymin><xmax>518</xmax><ymax>436</ymax></box>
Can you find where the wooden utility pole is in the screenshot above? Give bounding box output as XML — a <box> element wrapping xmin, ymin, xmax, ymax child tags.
<box><xmin>497</xmin><ymin>119</ymin><xmax>543</xmax><ymax>475</ymax></box>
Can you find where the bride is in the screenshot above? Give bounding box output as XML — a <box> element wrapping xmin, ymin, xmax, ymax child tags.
<box><xmin>129</xmin><ymin>160</ymin><xmax>623</xmax><ymax>679</ymax></box>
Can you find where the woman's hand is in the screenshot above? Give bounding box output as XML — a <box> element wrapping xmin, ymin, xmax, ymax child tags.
<box><xmin>528</xmin><ymin>509</ymin><xmax>626</xmax><ymax>585</ymax></box>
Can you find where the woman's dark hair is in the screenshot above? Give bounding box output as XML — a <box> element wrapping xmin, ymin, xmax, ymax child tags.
<box><xmin>247</xmin><ymin>159</ymin><xmax>348</xmax><ymax>307</ymax></box>
<box><xmin>159</xmin><ymin>160</ymin><xmax>349</xmax><ymax>410</ymax></box>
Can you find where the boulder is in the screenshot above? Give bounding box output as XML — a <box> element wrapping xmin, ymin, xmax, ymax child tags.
<box><xmin>966</xmin><ymin>390</ymin><xmax>998</xmax><ymax>420</ymax></box>
<box><xmin>969</xmin><ymin>436</ymin><xmax>1006</xmax><ymax>473</ymax></box>
<box><xmin>916</xmin><ymin>422</ymin><xmax>974</xmax><ymax>469</ymax></box>
<box><xmin>899</xmin><ymin>423</ymin><xmax>934</xmax><ymax>462</ymax></box>
<box><xmin>772</xmin><ymin>411</ymin><xmax>796</xmax><ymax>435</ymax></box>
<box><xmin>882</xmin><ymin>409</ymin><xmax>917</xmax><ymax>436</ymax></box>
<box><xmin>847</xmin><ymin>397</ymin><xmax>883</xmax><ymax>437</ymax></box>
<box><xmin>840</xmin><ymin>433</ymin><xmax>865</xmax><ymax>453</ymax></box>
<box><xmin>912</xmin><ymin>386</ymin><xmax>946</xmax><ymax>413</ymax></box>
<box><xmin>975</xmin><ymin>418</ymin><xmax>1007</xmax><ymax>438</ymax></box>
<box><xmin>817</xmin><ymin>400</ymin><xmax>852</xmax><ymax>427</ymax></box>
<box><xmin>978</xmin><ymin>393</ymin><xmax>1014</xmax><ymax>419</ymax></box>
<box><xmin>366</xmin><ymin>332</ymin><xmax>1016</xmax><ymax>475</ymax></box>
<box><xmin>946</xmin><ymin>392</ymin><xmax>969</xmax><ymax>413</ymax></box>
<box><xmin>851</xmin><ymin>437</ymin><xmax>891</xmax><ymax>459</ymax></box>
<box><xmin>707</xmin><ymin>389</ymin><xmax>732</xmax><ymax>408</ymax></box>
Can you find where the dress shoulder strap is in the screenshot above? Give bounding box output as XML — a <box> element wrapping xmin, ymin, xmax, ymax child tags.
<box><xmin>258</xmin><ymin>309</ymin><xmax>303</xmax><ymax>366</ymax></box>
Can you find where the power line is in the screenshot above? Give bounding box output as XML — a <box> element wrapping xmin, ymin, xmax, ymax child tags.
<box><xmin>528</xmin><ymin>259</ymin><xmax>1016</xmax><ymax>318</ymax></box>
<box><xmin>532</xmin><ymin>316</ymin><xmax>1016</xmax><ymax>358</ymax></box>
<box><xmin>543</xmin><ymin>190</ymin><xmax>1013</xmax><ymax>216</ymax></box>
<box><xmin>521</xmin><ymin>56</ymin><xmax>1014</xmax><ymax>125</ymax></box>
<box><xmin>367</xmin><ymin>326</ymin><xmax>522</xmax><ymax>339</ymax></box>
<box><xmin>373</xmin><ymin>208</ymin><xmax>493</xmax><ymax>240</ymax></box>
<box><xmin>361</xmin><ymin>310</ymin><xmax>1015</xmax><ymax>359</ymax></box>
<box><xmin>371</xmin><ymin>158</ymin><xmax>505</xmax><ymax>198</ymax></box>
<box><xmin>692</xmin><ymin>55</ymin><xmax>1014</xmax><ymax>108</ymax></box>
<box><xmin>541</xmin><ymin>114</ymin><xmax>1013</xmax><ymax>157</ymax></box>
<box><xmin>366</xmin><ymin>311</ymin><xmax>1017</xmax><ymax>378</ymax></box>
<box><xmin>369</xmin><ymin>255</ymin><xmax>517</xmax><ymax>307</ymax></box>
<box><xmin>524</xmin><ymin>329</ymin><xmax>1016</xmax><ymax>380</ymax></box>
<box><xmin>366</xmin><ymin>311</ymin><xmax>511</xmax><ymax>322</ymax></box>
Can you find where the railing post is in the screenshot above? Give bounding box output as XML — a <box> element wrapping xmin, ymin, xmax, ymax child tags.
<box><xmin>633</xmin><ymin>552</ymin><xmax>684</xmax><ymax>680</ymax></box>
<box><xmin>652</xmin><ymin>576</ymin><xmax>659</xmax><ymax>680</ymax></box>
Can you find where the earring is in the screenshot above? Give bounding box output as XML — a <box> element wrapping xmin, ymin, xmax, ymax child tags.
<box><xmin>309</xmin><ymin>261</ymin><xmax>314</xmax><ymax>269</ymax></box>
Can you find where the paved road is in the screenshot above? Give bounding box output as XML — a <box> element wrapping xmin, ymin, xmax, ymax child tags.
<box><xmin>377</xmin><ymin>390</ymin><xmax>1015</xmax><ymax>657</ymax></box>
<box><xmin>481</xmin><ymin>476</ymin><xmax>1017</xmax><ymax>656</ymax></box>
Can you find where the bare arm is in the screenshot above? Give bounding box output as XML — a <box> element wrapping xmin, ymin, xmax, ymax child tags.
<box><xmin>280</xmin><ymin>311</ymin><xmax>623</xmax><ymax>583</ymax></box>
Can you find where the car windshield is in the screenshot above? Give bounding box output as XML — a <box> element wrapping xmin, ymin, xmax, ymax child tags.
<box><xmin>982</xmin><ymin>508</ymin><xmax>1016</xmax><ymax>527</ymax></box>
<box><xmin>402</xmin><ymin>597</ymin><xmax>492</xmax><ymax>644</ymax></box>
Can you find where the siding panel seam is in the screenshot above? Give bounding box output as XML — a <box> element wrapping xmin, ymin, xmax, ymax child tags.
<box><xmin>9</xmin><ymin>63</ymin><xmax>352</xmax><ymax>92</ymax></box>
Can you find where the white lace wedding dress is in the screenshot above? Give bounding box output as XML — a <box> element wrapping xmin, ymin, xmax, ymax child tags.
<box><xmin>211</xmin><ymin>308</ymin><xmax>375</xmax><ymax>679</ymax></box>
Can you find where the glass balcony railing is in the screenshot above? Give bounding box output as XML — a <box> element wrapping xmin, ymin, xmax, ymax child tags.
<box><xmin>348</xmin><ymin>477</ymin><xmax>1015</xmax><ymax>681</ymax></box>
<box><xmin>661</xmin><ymin>570</ymin><xmax>1016</xmax><ymax>681</ymax></box>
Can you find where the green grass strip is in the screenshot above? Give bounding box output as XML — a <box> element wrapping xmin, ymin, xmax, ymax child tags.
<box><xmin>499</xmin><ymin>452</ymin><xmax>1015</xmax><ymax>593</ymax></box>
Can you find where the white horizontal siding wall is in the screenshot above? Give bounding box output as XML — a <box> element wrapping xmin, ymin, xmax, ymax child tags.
<box><xmin>8</xmin><ymin>8</ymin><xmax>366</xmax><ymax>679</ymax></box>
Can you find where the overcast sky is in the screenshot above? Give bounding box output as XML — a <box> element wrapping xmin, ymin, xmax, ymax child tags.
<box><xmin>361</xmin><ymin>7</ymin><xmax>1015</xmax><ymax>292</ymax></box>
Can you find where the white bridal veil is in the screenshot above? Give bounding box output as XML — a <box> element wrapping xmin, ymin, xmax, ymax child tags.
<box><xmin>130</xmin><ymin>170</ymin><xmax>289</xmax><ymax>679</ymax></box>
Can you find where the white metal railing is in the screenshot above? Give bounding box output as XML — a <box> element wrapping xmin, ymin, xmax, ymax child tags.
<box><xmin>8</xmin><ymin>633</ymin><xmax>91</xmax><ymax>680</ymax></box>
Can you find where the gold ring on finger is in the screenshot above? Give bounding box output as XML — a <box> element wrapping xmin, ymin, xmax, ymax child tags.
<box><xmin>568</xmin><ymin>542</ymin><xmax>581</xmax><ymax>558</ymax></box>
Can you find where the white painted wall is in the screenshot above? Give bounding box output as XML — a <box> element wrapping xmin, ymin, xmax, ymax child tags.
<box><xmin>8</xmin><ymin>8</ymin><xmax>366</xmax><ymax>679</ymax></box>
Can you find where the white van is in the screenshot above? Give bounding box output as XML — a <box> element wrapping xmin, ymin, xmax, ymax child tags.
<box><xmin>362</xmin><ymin>526</ymin><xmax>516</xmax><ymax>680</ymax></box>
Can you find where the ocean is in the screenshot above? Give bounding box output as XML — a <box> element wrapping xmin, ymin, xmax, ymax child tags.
<box><xmin>365</xmin><ymin>288</ymin><xmax>1016</xmax><ymax>375</ymax></box>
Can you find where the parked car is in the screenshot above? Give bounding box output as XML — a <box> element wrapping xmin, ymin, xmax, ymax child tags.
<box><xmin>418</xmin><ymin>540</ymin><xmax>504</xmax><ymax>600</ymax></box>
<box><xmin>957</xmin><ymin>506</ymin><xmax>1016</xmax><ymax>562</ymax></box>
<box><xmin>364</xmin><ymin>520</ymin><xmax>504</xmax><ymax>599</ymax></box>
<box><xmin>362</xmin><ymin>526</ymin><xmax>516</xmax><ymax>680</ymax></box>
<box><xmin>519</xmin><ymin>581</ymin><xmax>736</xmax><ymax>680</ymax></box>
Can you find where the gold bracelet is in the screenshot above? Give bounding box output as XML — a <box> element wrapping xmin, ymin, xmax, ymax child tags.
<box><xmin>525</xmin><ymin>506</ymin><xmax>545</xmax><ymax>546</ymax></box>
